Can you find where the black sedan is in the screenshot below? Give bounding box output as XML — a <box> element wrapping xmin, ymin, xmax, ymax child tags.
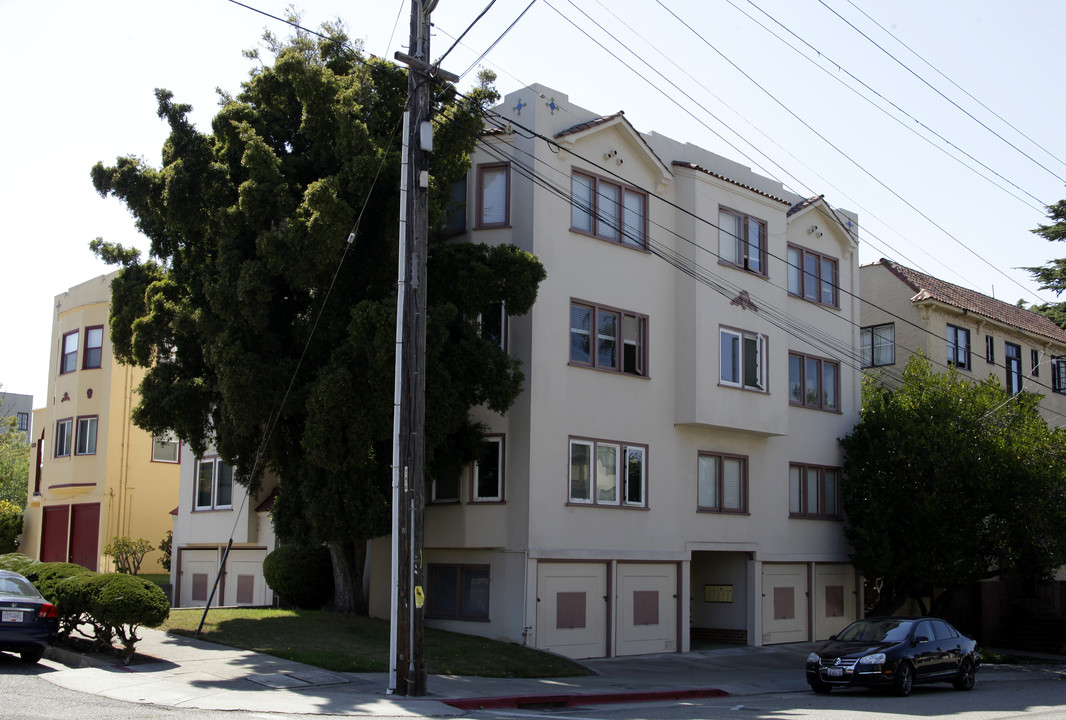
<box><xmin>806</xmin><ymin>616</ymin><xmax>979</xmax><ymax>696</ymax></box>
<box><xmin>0</xmin><ymin>570</ymin><xmax>59</xmax><ymax>664</ymax></box>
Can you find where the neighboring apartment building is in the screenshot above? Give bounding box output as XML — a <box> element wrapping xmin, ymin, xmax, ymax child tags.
<box><xmin>169</xmin><ymin>440</ymin><xmax>277</xmax><ymax>608</ymax></box>
<box><xmin>20</xmin><ymin>272</ymin><xmax>180</xmax><ymax>573</ymax></box>
<box><xmin>860</xmin><ymin>258</ymin><xmax>1066</xmax><ymax>647</ymax></box>
<box><xmin>860</xmin><ymin>258</ymin><xmax>1066</xmax><ymax>424</ymax></box>
<box><xmin>0</xmin><ymin>391</ymin><xmax>33</xmax><ymax>446</ymax></box>
<box><xmin>360</xmin><ymin>84</ymin><xmax>863</xmax><ymax>658</ymax></box>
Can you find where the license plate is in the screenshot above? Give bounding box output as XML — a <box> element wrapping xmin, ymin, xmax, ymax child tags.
<box><xmin>827</xmin><ymin>667</ymin><xmax>844</xmax><ymax>677</ymax></box>
<box><xmin>1</xmin><ymin>610</ymin><xmax>23</xmax><ymax>623</ymax></box>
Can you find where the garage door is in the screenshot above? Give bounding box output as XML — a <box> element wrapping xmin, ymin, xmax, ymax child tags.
<box><xmin>180</xmin><ymin>551</ymin><xmax>219</xmax><ymax>608</ymax></box>
<box><xmin>814</xmin><ymin>564</ymin><xmax>856</xmax><ymax>640</ymax></box>
<box><xmin>762</xmin><ymin>563</ymin><xmax>808</xmax><ymax>644</ymax></box>
<box><xmin>616</xmin><ymin>563</ymin><xmax>678</xmax><ymax>656</ymax></box>
<box><xmin>536</xmin><ymin>562</ymin><xmax>607</xmax><ymax>659</ymax></box>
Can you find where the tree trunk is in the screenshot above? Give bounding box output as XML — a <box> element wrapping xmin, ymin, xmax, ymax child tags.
<box><xmin>328</xmin><ymin>540</ymin><xmax>368</xmax><ymax>615</ymax></box>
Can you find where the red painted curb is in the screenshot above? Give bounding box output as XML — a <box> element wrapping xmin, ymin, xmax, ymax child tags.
<box><xmin>443</xmin><ymin>687</ymin><xmax>729</xmax><ymax>710</ymax></box>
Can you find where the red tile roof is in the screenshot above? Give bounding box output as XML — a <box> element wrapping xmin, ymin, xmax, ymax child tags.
<box><xmin>879</xmin><ymin>259</ymin><xmax>1066</xmax><ymax>344</ymax></box>
<box><xmin>671</xmin><ymin>161</ymin><xmax>791</xmax><ymax>206</ymax></box>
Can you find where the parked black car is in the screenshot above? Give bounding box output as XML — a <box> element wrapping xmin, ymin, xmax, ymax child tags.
<box><xmin>0</xmin><ymin>570</ymin><xmax>59</xmax><ymax>664</ymax></box>
<box><xmin>806</xmin><ymin>616</ymin><xmax>979</xmax><ymax>696</ymax></box>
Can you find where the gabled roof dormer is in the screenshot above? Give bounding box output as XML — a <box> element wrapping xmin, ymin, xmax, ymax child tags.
<box><xmin>553</xmin><ymin>112</ymin><xmax>673</xmax><ymax>194</ymax></box>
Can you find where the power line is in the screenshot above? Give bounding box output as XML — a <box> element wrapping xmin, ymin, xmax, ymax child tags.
<box><xmin>817</xmin><ymin>0</ymin><xmax>1066</xmax><ymax>187</ymax></box>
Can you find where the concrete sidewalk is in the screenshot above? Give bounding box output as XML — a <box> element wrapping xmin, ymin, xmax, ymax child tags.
<box><xmin>37</xmin><ymin>629</ymin><xmax>1066</xmax><ymax>716</ymax></box>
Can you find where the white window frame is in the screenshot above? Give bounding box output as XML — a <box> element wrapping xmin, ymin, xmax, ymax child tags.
<box><xmin>719</xmin><ymin>327</ymin><xmax>766</xmax><ymax>391</ymax></box>
<box><xmin>74</xmin><ymin>416</ymin><xmax>98</xmax><ymax>456</ymax></box>
<box><xmin>195</xmin><ymin>457</ymin><xmax>234</xmax><ymax>511</ymax></box>
<box><xmin>569</xmin><ymin>437</ymin><xmax>647</xmax><ymax>508</ymax></box>
<box><xmin>152</xmin><ymin>432</ymin><xmax>180</xmax><ymax>463</ymax></box>
<box><xmin>472</xmin><ymin>436</ymin><xmax>504</xmax><ymax>503</ymax></box>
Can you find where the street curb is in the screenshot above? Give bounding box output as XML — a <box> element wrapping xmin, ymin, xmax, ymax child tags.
<box><xmin>442</xmin><ymin>687</ymin><xmax>729</xmax><ymax>710</ymax></box>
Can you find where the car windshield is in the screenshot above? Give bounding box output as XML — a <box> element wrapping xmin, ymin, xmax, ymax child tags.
<box><xmin>835</xmin><ymin>619</ymin><xmax>914</xmax><ymax>643</ymax></box>
<box><xmin>0</xmin><ymin>576</ymin><xmax>42</xmax><ymax>599</ymax></box>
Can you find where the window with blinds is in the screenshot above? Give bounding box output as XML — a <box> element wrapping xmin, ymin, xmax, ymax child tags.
<box><xmin>569</xmin><ymin>300</ymin><xmax>648</xmax><ymax>377</ymax></box>
<box><xmin>476</xmin><ymin>163</ymin><xmax>509</xmax><ymax>228</ymax></box>
<box><xmin>698</xmin><ymin>452</ymin><xmax>747</xmax><ymax>513</ymax></box>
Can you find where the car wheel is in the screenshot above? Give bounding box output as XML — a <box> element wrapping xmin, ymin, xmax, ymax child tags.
<box><xmin>953</xmin><ymin>657</ymin><xmax>975</xmax><ymax>691</ymax></box>
<box><xmin>809</xmin><ymin>679</ymin><xmax>832</xmax><ymax>694</ymax></box>
<box><xmin>20</xmin><ymin>649</ymin><xmax>44</xmax><ymax>664</ymax></box>
<box><xmin>893</xmin><ymin>661</ymin><xmax>914</xmax><ymax>697</ymax></box>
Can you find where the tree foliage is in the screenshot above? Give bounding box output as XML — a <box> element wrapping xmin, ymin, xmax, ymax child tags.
<box><xmin>0</xmin><ymin>416</ymin><xmax>29</xmax><ymax>510</ymax></box>
<box><xmin>841</xmin><ymin>354</ymin><xmax>1066</xmax><ymax>614</ymax></box>
<box><xmin>103</xmin><ymin>536</ymin><xmax>155</xmax><ymax>575</ymax></box>
<box><xmin>1023</xmin><ymin>199</ymin><xmax>1066</xmax><ymax>327</ymax></box>
<box><xmin>90</xmin><ymin>21</ymin><xmax>544</xmax><ymax>613</ymax></box>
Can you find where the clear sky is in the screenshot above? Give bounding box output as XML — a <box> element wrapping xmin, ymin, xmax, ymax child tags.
<box><xmin>3</xmin><ymin>0</ymin><xmax>1065</xmax><ymax>406</ymax></box>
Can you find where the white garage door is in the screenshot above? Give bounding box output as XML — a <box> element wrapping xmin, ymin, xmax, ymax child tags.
<box><xmin>814</xmin><ymin>564</ymin><xmax>856</xmax><ymax>640</ymax></box>
<box><xmin>762</xmin><ymin>563</ymin><xmax>808</xmax><ymax>644</ymax></box>
<box><xmin>616</xmin><ymin>563</ymin><xmax>678</xmax><ymax>656</ymax></box>
<box><xmin>180</xmin><ymin>551</ymin><xmax>219</xmax><ymax>608</ymax></box>
<box><xmin>536</xmin><ymin>562</ymin><xmax>607</xmax><ymax>659</ymax></box>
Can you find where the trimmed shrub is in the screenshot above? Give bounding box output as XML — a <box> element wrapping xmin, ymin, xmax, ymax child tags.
<box><xmin>24</xmin><ymin>562</ymin><xmax>94</xmax><ymax>603</ymax></box>
<box><xmin>52</xmin><ymin>572</ymin><xmax>105</xmax><ymax>644</ymax></box>
<box><xmin>0</xmin><ymin>500</ymin><xmax>23</xmax><ymax>553</ymax></box>
<box><xmin>89</xmin><ymin>573</ymin><xmax>170</xmax><ymax>663</ymax></box>
<box><xmin>263</xmin><ymin>543</ymin><xmax>333</xmax><ymax>609</ymax></box>
<box><xmin>0</xmin><ymin>552</ymin><xmax>38</xmax><ymax>574</ymax></box>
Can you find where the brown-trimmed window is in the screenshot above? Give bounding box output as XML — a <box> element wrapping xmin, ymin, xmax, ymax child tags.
<box><xmin>947</xmin><ymin>324</ymin><xmax>971</xmax><ymax>370</ymax></box>
<box><xmin>476</xmin><ymin>163</ymin><xmax>509</xmax><ymax>228</ymax></box>
<box><xmin>569</xmin><ymin>437</ymin><xmax>646</xmax><ymax>507</ymax></box>
<box><xmin>571</xmin><ymin>170</ymin><xmax>646</xmax><ymax>249</ymax></box>
<box><xmin>570</xmin><ymin>301</ymin><xmax>647</xmax><ymax>377</ymax></box>
<box><xmin>83</xmin><ymin>326</ymin><xmax>104</xmax><ymax>369</ymax></box>
<box><xmin>788</xmin><ymin>352</ymin><xmax>839</xmax><ymax>411</ymax></box>
<box><xmin>720</xmin><ymin>208</ymin><xmax>767</xmax><ymax>276</ymax></box>
<box><xmin>1031</xmin><ymin>349</ymin><xmax>1041</xmax><ymax>377</ymax></box>
<box><xmin>787</xmin><ymin>244</ymin><xmax>838</xmax><ymax>306</ymax></box>
<box><xmin>74</xmin><ymin>416</ymin><xmax>98</xmax><ymax>456</ymax></box>
<box><xmin>55</xmin><ymin>418</ymin><xmax>72</xmax><ymax>458</ymax></box>
<box><xmin>697</xmin><ymin>452</ymin><xmax>747</xmax><ymax>513</ymax></box>
<box><xmin>427</xmin><ymin>564</ymin><xmax>489</xmax><ymax>621</ymax></box>
<box><xmin>60</xmin><ymin>331</ymin><xmax>79</xmax><ymax>374</ymax></box>
<box><xmin>1005</xmin><ymin>342</ymin><xmax>1022</xmax><ymax>395</ymax></box>
<box><xmin>1053</xmin><ymin>357</ymin><xmax>1066</xmax><ymax>395</ymax></box>
<box><xmin>720</xmin><ymin>327</ymin><xmax>766</xmax><ymax>391</ymax></box>
<box><xmin>861</xmin><ymin>324</ymin><xmax>895</xmax><ymax>368</ymax></box>
<box><xmin>789</xmin><ymin>464</ymin><xmax>840</xmax><ymax>519</ymax></box>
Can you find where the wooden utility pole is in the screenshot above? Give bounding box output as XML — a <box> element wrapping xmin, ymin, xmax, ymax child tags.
<box><xmin>390</xmin><ymin>0</ymin><xmax>456</xmax><ymax>698</ymax></box>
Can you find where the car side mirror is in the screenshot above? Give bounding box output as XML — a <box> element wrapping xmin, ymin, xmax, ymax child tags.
<box><xmin>913</xmin><ymin>635</ymin><xmax>929</xmax><ymax>644</ymax></box>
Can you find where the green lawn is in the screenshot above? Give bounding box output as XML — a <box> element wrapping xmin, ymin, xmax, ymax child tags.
<box><xmin>162</xmin><ymin>608</ymin><xmax>589</xmax><ymax>677</ymax></box>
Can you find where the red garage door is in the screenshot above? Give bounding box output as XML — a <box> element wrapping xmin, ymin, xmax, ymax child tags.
<box><xmin>40</xmin><ymin>506</ymin><xmax>69</xmax><ymax>563</ymax></box>
<box><xmin>69</xmin><ymin>503</ymin><xmax>100</xmax><ymax>571</ymax></box>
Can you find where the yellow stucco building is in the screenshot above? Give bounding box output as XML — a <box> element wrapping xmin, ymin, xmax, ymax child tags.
<box><xmin>21</xmin><ymin>272</ymin><xmax>179</xmax><ymax>574</ymax></box>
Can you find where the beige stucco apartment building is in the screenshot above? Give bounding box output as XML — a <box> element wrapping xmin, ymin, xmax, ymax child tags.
<box><xmin>860</xmin><ymin>258</ymin><xmax>1066</xmax><ymax>425</ymax></box>
<box><xmin>363</xmin><ymin>85</ymin><xmax>864</xmax><ymax>658</ymax></box>
<box><xmin>21</xmin><ymin>272</ymin><xmax>179</xmax><ymax>574</ymax></box>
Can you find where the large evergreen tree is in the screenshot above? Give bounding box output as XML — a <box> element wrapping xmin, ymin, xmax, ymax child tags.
<box><xmin>90</xmin><ymin>23</ymin><xmax>544</xmax><ymax>613</ymax></box>
<box><xmin>1023</xmin><ymin>199</ymin><xmax>1066</xmax><ymax>327</ymax></box>
<box><xmin>841</xmin><ymin>354</ymin><xmax>1066</xmax><ymax>615</ymax></box>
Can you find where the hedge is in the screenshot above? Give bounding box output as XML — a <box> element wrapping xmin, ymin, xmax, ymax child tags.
<box><xmin>0</xmin><ymin>555</ymin><xmax>170</xmax><ymax>664</ymax></box>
